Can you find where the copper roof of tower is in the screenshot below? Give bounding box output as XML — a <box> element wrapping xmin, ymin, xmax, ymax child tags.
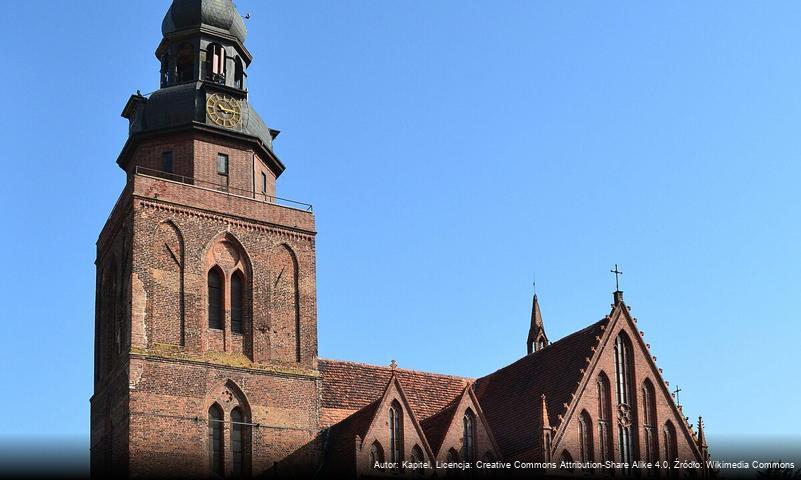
<box><xmin>162</xmin><ymin>0</ymin><xmax>247</xmax><ymax>44</ymax></box>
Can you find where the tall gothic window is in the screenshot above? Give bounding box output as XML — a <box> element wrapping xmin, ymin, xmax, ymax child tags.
<box><xmin>176</xmin><ymin>43</ymin><xmax>194</xmax><ymax>82</ymax></box>
<box><xmin>665</xmin><ymin>420</ymin><xmax>679</xmax><ymax>478</ymax></box>
<box><xmin>614</xmin><ymin>334</ymin><xmax>633</xmax><ymax>405</ymax></box>
<box><xmin>643</xmin><ymin>380</ymin><xmax>658</xmax><ymax>464</ymax></box>
<box><xmin>388</xmin><ymin>402</ymin><xmax>403</xmax><ymax>466</ymax></box>
<box><xmin>208</xmin><ymin>267</ymin><xmax>224</xmax><ymax>329</ymax></box>
<box><xmin>664</xmin><ymin>421</ymin><xmax>678</xmax><ymax>461</ymax></box>
<box><xmin>579</xmin><ymin>410</ymin><xmax>594</xmax><ymax>464</ymax></box>
<box><xmin>463</xmin><ymin>409</ymin><xmax>476</xmax><ymax>462</ymax></box>
<box><xmin>614</xmin><ymin>333</ymin><xmax>635</xmax><ymax>466</ymax></box>
<box><xmin>618</xmin><ymin>423</ymin><xmax>633</xmax><ymax>467</ymax></box>
<box><xmin>597</xmin><ymin>372</ymin><xmax>613</xmax><ymax>461</ymax></box>
<box><xmin>208</xmin><ymin>404</ymin><xmax>224</xmax><ymax>476</ymax></box>
<box><xmin>231</xmin><ymin>271</ymin><xmax>244</xmax><ymax>334</ymax></box>
<box><xmin>231</xmin><ymin>407</ymin><xmax>244</xmax><ymax>476</ymax></box>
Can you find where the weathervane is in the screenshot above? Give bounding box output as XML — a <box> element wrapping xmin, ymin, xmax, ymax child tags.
<box><xmin>610</xmin><ymin>264</ymin><xmax>623</xmax><ymax>291</ymax></box>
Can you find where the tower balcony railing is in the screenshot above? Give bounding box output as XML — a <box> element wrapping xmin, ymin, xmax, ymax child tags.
<box><xmin>134</xmin><ymin>166</ymin><xmax>313</xmax><ymax>212</ymax></box>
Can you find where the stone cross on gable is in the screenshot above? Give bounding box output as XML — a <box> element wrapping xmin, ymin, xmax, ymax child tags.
<box><xmin>611</xmin><ymin>264</ymin><xmax>623</xmax><ymax>291</ymax></box>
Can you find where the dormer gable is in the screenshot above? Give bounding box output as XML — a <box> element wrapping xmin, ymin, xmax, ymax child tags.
<box><xmin>355</xmin><ymin>373</ymin><xmax>436</xmax><ymax>476</ymax></box>
<box><xmin>423</xmin><ymin>385</ymin><xmax>502</xmax><ymax>469</ymax></box>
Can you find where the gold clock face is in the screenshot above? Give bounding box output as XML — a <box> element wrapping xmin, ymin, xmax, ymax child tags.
<box><xmin>206</xmin><ymin>93</ymin><xmax>242</xmax><ymax>128</ymax></box>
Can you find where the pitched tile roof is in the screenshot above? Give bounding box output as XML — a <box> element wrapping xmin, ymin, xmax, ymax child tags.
<box><xmin>319</xmin><ymin>359</ymin><xmax>471</xmax><ymax>427</ymax></box>
<box><xmin>472</xmin><ymin>317</ymin><xmax>609</xmax><ymax>458</ymax></box>
<box><xmin>419</xmin><ymin>397</ymin><xmax>460</xmax><ymax>456</ymax></box>
<box><xmin>320</xmin><ymin>400</ymin><xmax>380</xmax><ymax>476</ymax></box>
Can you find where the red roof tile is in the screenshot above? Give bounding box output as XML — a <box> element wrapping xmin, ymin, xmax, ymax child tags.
<box><xmin>473</xmin><ymin>318</ymin><xmax>608</xmax><ymax>458</ymax></box>
<box><xmin>319</xmin><ymin>359</ymin><xmax>470</xmax><ymax>427</ymax></box>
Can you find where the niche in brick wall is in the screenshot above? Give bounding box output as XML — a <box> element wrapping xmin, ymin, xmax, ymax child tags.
<box><xmin>270</xmin><ymin>244</ymin><xmax>300</xmax><ymax>363</ymax></box>
<box><xmin>150</xmin><ymin>221</ymin><xmax>185</xmax><ymax>346</ymax></box>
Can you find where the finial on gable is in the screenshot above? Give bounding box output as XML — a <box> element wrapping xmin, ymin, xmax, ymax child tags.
<box><xmin>390</xmin><ymin>359</ymin><xmax>397</xmax><ymax>371</ymax></box>
<box><xmin>540</xmin><ymin>394</ymin><xmax>551</xmax><ymax>429</ymax></box>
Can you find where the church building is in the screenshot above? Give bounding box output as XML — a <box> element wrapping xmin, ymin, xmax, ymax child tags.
<box><xmin>91</xmin><ymin>1</ymin><xmax>710</xmax><ymax>477</ymax></box>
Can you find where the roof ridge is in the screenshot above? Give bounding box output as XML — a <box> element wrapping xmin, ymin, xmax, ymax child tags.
<box><xmin>319</xmin><ymin>358</ymin><xmax>474</xmax><ymax>381</ymax></box>
<box><xmin>477</xmin><ymin>317</ymin><xmax>609</xmax><ymax>381</ymax></box>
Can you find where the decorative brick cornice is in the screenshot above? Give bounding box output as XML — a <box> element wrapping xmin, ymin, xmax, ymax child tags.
<box><xmin>136</xmin><ymin>198</ymin><xmax>315</xmax><ymax>242</ymax></box>
<box><xmin>129</xmin><ymin>347</ymin><xmax>320</xmax><ymax>380</ymax></box>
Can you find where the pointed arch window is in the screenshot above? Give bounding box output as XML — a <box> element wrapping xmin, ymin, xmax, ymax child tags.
<box><xmin>463</xmin><ymin>409</ymin><xmax>477</xmax><ymax>462</ymax></box>
<box><xmin>370</xmin><ymin>441</ymin><xmax>385</xmax><ymax>469</ymax></box>
<box><xmin>208</xmin><ymin>267</ymin><xmax>224</xmax><ymax>330</ymax></box>
<box><xmin>388</xmin><ymin>401</ymin><xmax>403</xmax><ymax>466</ymax></box>
<box><xmin>597</xmin><ymin>373</ymin><xmax>613</xmax><ymax>461</ymax></box>
<box><xmin>208</xmin><ymin>404</ymin><xmax>224</xmax><ymax>476</ymax></box>
<box><xmin>614</xmin><ymin>334</ymin><xmax>633</xmax><ymax>406</ymax></box>
<box><xmin>614</xmin><ymin>333</ymin><xmax>636</xmax><ymax>467</ymax></box>
<box><xmin>643</xmin><ymin>380</ymin><xmax>658</xmax><ymax>464</ymax></box>
<box><xmin>664</xmin><ymin>421</ymin><xmax>678</xmax><ymax>462</ymax></box>
<box><xmin>176</xmin><ymin>43</ymin><xmax>194</xmax><ymax>83</ymax></box>
<box><xmin>410</xmin><ymin>445</ymin><xmax>425</xmax><ymax>474</ymax></box>
<box><xmin>231</xmin><ymin>407</ymin><xmax>244</xmax><ymax>475</ymax></box>
<box><xmin>446</xmin><ymin>448</ymin><xmax>459</xmax><ymax>476</ymax></box>
<box><xmin>579</xmin><ymin>410</ymin><xmax>594</xmax><ymax>464</ymax></box>
<box><xmin>560</xmin><ymin>450</ymin><xmax>575</xmax><ymax>472</ymax></box>
<box><xmin>231</xmin><ymin>271</ymin><xmax>244</xmax><ymax>334</ymax></box>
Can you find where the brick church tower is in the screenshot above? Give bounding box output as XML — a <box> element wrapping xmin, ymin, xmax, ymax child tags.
<box><xmin>91</xmin><ymin>0</ymin><xmax>320</xmax><ymax>477</ymax></box>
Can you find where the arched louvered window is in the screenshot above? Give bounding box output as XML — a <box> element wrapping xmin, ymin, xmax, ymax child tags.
<box><xmin>370</xmin><ymin>441</ymin><xmax>385</xmax><ymax>469</ymax></box>
<box><xmin>208</xmin><ymin>267</ymin><xmax>224</xmax><ymax>329</ymax></box>
<box><xmin>643</xmin><ymin>380</ymin><xmax>658</xmax><ymax>464</ymax></box>
<box><xmin>231</xmin><ymin>407</ymin><xmax>244</xmax><ymax>475</ymax></box>
<box><xmin>388</xmin><ymin>401</ymin><xmax>403</xmax><ymax>466</ymax></box>
<box><xmin>463</xmin><ymin>409</ymin><xmax>477</xmax><ymax>462</ymax></box>
<box><xmin>597</xmin><ymin>372</ymin><xmax>613</xmax><ymax>461</ymax></box>
<box><xmin>160</xmin><ymin>54</ymin><xmax>170</xmax><ymax>86</ymax></box>
<box><xmin>176</xmin><ymin>43</ymin><xmax>194</xmax><ymax>82</ymax></box>
<box><xmin>208</xmin><ymin>404</ymin><xmax>224</xmax><ymax>476</ymax></box>
<box><xmin>206</xmin><ymin>43</ymin><xmax>225</xmax><ymax>82</ymax></box>
<box><xmin>234</xmin><ymin>56</ymin><xmax>245</xmax><ymax>89</ymax></box>
<box><xmin>579</xmin><ymin>410</ymin><xmax>594</xmax><ymax>464</ymax></box>
<box><xmin>231</xmin><ymin>271</ymin><xmax>244</xmax><ymax>334</ymax></box>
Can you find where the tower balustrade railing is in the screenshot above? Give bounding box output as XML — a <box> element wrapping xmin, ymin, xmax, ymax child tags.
<box><xmin>134</xmin><ymin>166</ymin><xmax>313</xmax><ymax>212</ymax></box>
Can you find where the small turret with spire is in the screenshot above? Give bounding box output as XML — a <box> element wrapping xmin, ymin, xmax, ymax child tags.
<box><xmin>697</xmin><ymin>416</ymin><xmax>709</xmax><ymax>461</ymax></box>
<box><xmin>527</xmin><ymin>292</ymin><xmax>549</xmax><ymax>354</ymax></box>
<box><xmin>540</xmin><ymin>394</ymin><xmax>553</xmax><ymax>462</ymax></box>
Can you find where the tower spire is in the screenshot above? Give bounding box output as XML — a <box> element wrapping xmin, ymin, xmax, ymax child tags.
<box><xmin>527</xmin><ymin>292</ymin><xmax>549</xmax><ymax>354</ymax></box>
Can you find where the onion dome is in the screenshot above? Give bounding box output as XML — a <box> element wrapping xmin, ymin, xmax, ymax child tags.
<box><xmin>162</xmin><ymin>0</ymin><xmax>247</xmax><ymax>44</ymax></box>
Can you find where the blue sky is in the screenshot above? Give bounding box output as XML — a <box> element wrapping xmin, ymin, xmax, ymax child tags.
<box><xmin>1</xmin><ymin>0</ymin><xmax>800</xmax><ymax>454</ymax></box>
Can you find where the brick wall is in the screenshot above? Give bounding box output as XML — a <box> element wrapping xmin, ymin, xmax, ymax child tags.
<box><xmin>550</xmin><ymin>307</ymin><xmax>704</xmax><ymax>474</ymax></box>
